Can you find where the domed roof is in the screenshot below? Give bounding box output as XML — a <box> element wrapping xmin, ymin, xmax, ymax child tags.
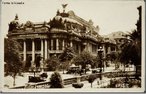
<box><xmin>68</xmin><ymin>10</ymin><xmax>75</xmax><ymax>16</ymax></box>
<box><xmin>54</xmin><ymin>15</ymin><xmax>82</xmax><ymax>26</ymax></box>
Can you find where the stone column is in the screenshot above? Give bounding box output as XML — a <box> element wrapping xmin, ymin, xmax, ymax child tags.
<box><xmin>23</xmin><ymin>40</ymin><xmax>26</xmax><ymax>61</ymax></box>
<box><xmin>23</xmin><ymin>40</ymin><xmax>26</xmax><ymax>69</ymax></box>
<box><xmin>70</xmin><ymin>41</ymin><xmax>73</xmax><ymax>47</ymax></box>
<box><xmin>102</xmin><ymin>44</ymin><xmax>106</xmax><ymax>69</ymax></box>
<box><xmin>62</xmin><ymin>40</ymin><xmax>65</xmax><ymax>50</ymax></box>
<box><xmin>44</xmin><ymin>39</ymin><xmax>47</xmax><ymax>59</ymax></box>
<box><xmin>102</xmin><ymin>44</ymin><xmax>106</xmax><ymax>58</ymax></box>
<box><xmin>41</xmin><ymin>39</ymin><xmax>43</xmax><ymax>57</ymax></box>
<box><xmin>51</xmin><ymin>39</ymin><xmax>53</xmax><ymax>50</ymax></box>
<box><xmin>56</xmin><ymin>38</ymin><xmax>59</xmax><ymax>50</ymax></box>
<box><xmin>108</xmin><ymin>46</ymin><xmax>111</xmax><ymax>54</ymax></box>
<box><xmin>78</xmin><ymin>45</ymin><xmax>81</xmax><ymax>54</ymax></box>
<box><xmin>85</xmin><ymin>42</ymin><xmax>89</xmax><ymax>51</ymax></box>
<box><xmin>32</xmin><ymin>40</ymin><xmax>35</xmax><ymax>67</ymax></box>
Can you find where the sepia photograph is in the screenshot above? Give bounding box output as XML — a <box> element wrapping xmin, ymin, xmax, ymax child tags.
<box><xmin>0</xmin><ymin>0</ymin><xmax>145</xmax><ymax>92</ymax></box>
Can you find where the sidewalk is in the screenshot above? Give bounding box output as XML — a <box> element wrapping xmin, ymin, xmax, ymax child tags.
<box><xmin>64</xmin><ymin>77</ymin><xmax>111</xmax><ymax>89</ymax></box>
<box><xmin>4</xmin><ymin>71</ymin><xmax>76</xmax><ymax>88</ymax></box>
<box><xmin>4</xmin><ymin>65</ymin><xmax>135</xmax><ymax>88</ymax></box>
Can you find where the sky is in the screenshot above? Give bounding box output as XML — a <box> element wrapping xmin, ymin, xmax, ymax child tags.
<box><xmin>1</xmin><ymin>0</ymin><xmax>144</xmax><ymax>37</ymax></box>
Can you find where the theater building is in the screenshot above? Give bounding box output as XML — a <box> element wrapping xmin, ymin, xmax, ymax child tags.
<box><xmin>7</xmin><ymin>6</ymin><xmax>116</xmax><ymax>70</ymax></box>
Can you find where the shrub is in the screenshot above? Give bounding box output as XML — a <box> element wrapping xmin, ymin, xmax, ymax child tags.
<box><xmin>45</xmin><ymin>55</ymin><xmax>59</xmax><ymax>71</ymax></box>
<box><xmin>72</xmin><ymin>83</ymin><xmax>84</xmax><ymax>88</ymax></box>
<box><xmin>128</xmin><ymin>79</ymin><xmax>141</xmax><ymax>88</ymax></box>
<box><xmin>50</xmin><ymin>72</ymin><xmax>64</xmax><ymax>88</ymax></box>
<box><xmin>106</xmin><ymin>78</ymin><xmax>124</xmax><ymax>88</ymax></box>
<box><xmin>105</xmin><ymin>78</ymin><xmax>141</xmax><ymax>88</ymax></box>
<box><xmin>40</xmin><ymin>73</ymin><xmax>48</xmax><ymax>78</ymax></box>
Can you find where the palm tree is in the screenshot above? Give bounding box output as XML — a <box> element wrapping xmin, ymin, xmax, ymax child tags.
<box><xmin>119</xmin><ymin>6</ymin><xmax>141</xmax><ymax>77</ymax></box>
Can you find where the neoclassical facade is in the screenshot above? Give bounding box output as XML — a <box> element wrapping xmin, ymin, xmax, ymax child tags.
<box><xmin>7</xmin><ymin>6</ymin><xmax>116</xmax><ymax>70</ymax></box>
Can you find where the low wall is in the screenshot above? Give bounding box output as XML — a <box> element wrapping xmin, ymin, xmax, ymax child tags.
<box><xmin>10</xmin><ymin>71</ymin><xmax>137</xmax><ymax>89</ymax></box>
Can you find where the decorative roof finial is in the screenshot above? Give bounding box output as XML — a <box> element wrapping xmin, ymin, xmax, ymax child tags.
<box><xmin>62</xmin><ymin>4</ymin><xmax>68</xmax><ymax>13</ymax></box>
<box><xmin>15</xmin><ymin>14</ymin><xmax>19</xmax><ymax>20</ymax></box>
<box><xmin>56</xmin><ymin>9</ymin><xmax>60</xmax><ymax>16</ymax></box>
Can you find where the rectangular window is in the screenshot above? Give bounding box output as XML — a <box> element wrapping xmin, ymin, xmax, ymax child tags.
<box><xmin>111</xmin><ymin>46</ymin><xmax>115</xmax><ymax>51</ymax></box>
<box><xmin>26</xmin><ymin>40</ymin><xmax>32</xmax><ymax>51</ymax></box>
<box><xmin>25</xmin><ymin>54</ymin><xmax>32</xmax><ymax>69</ymax></box>
<box><xmin>35</xmin><ymin>39</ymin><xmax>41</xmax><ymax>51</ymax></box>
<box><xmin>58</xmin><ymin>39</ymin><xmax>63</xmax><ymax>50</ymax></box>
<box><xmin>49</xmin><ymin>39</ymin><xmax>51</xmax><ymax>50</ymax></box>
<box><xmin>92</xmin><ymin>44</ymin><xmax>97</xmax><ymax>53</ymax></box>
<box><xmin>53</xmin><ymin>39</ymin><xmax>56</xmax><ymax>50</ymax></box>
<box><xmin>76</xmin><ymin>44</ymin><xmax>79</xmax><ymax>53</ymax></box>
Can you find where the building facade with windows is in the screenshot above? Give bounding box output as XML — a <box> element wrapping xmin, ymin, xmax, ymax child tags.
<box><xmin>7</xmin><ymin>7</ymin><xmax>116</xmax><ymax>70</ymax></box>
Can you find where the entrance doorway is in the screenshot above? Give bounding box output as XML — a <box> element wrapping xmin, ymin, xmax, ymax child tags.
<box><xmin>35</xmin><ymin>54</ymin><xmax>41</xmax><ymax>68</ymax></box>
<box><xmin>25</xmin><ymin>55</ymin><xmax>32</xmax><ymax>71</ymax></box>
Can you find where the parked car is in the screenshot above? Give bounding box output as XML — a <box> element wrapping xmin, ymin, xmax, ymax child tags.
<box><xmin>28</xmin><ymin>76</ymin><xmax>45</xmax><ymax>83</ymax></box>
<box><xmin>66</xmin><ymin>66</ymin><xmax>90</xmax><ymax>74</ymax></box>
<box><xmin>66</xmin><ymin>66</ymin><xmax>80</xmax><ymax>74</ymax></box>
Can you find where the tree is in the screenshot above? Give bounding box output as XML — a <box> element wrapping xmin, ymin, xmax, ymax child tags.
<box><xmin>120</xmin><ymin>31</ymin><xmax>141</xmax><ymax>74</ymax></box>
<box><xmin>45</xmin><ymin>55</ymin><xmax>59</xmax><ymax>71</ymax></box>
<box><xmin>108</xmin><ymin>51</ymin><xmax>119</xmax><ymax>69</ymax></box>
<box><xmin>92</xmin><ymin>56</ymin><xmax>100</xmax><ymax>68</ymax></box>
<box><xmin>59</xmin><ymin>47</ymin><xmax>75</xmax><ymax>73</ymax></box>
<box><xmin>4</xmin><ymin>38</ymin><xmax>22</xmax><ymax>86</ymax></box>
<box><xmin>73</xmin><ymin>51</ymin><xmax>94</xmax><ymax>74</ymax></box>
<box><xmin>50</xmin><ymin>71</ymin><xmax>64</xmax><ymax>88</ymax></box>
<box><xmin>119</xmin><ymin>6</ymin><xmax>141</xmax><ymax>77</ymax></box>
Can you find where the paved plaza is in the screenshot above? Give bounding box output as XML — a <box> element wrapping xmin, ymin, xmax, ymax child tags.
<box><xmin>4</xmin><ymin>64</ymin><xmax>135</xmax><ymax>88</ymax></box>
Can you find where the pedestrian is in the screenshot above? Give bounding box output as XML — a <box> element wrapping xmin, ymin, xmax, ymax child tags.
<box><xmin>97</xmin><ymin>80</ymin><xmax>100</xmax><ymax>85</ymax></box>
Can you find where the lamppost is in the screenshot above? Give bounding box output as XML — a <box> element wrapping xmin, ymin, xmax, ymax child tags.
<box><xmin>98</xmin><ymin>46</ymin><xmax>103</xmax><ymax>80</ymax></box>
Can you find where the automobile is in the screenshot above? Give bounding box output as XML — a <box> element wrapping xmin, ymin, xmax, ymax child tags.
<box><xmin>66</xmin><ymin>66</ymin><xmax>80</xmax><ymax>74</ymax></box>
<box><xmin>28</xmin><ymin>76</ymin><xmax>45</xmax><ymax>83</ymax></box>
<box><xmin>66</xmin><ymin>66</ymin><xmax>90</xmax><ymax>74</ymax></box>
